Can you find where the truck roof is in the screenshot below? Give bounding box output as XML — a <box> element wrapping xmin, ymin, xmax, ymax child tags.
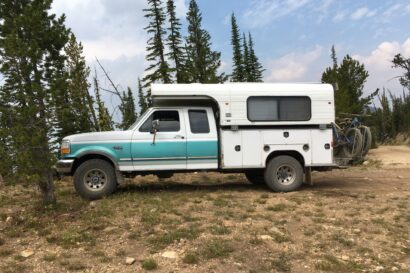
<box><xmin>151</xmin><ymin>83</ymin><xmax>335</xmax><ymax>126</ymax></box>
<box><xmin>151</xmin><ymin>83</ymin><xmax>333</xmax><ymax>96</ymax></box>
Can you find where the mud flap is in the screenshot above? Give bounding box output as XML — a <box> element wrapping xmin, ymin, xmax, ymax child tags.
<box><xmin>304</xmin><ymin>167</ymin><xmax>313</xmax><ymax>186</ymax></box>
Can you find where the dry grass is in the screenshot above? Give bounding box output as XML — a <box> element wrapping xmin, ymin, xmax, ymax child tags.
<box><xmin>0</xmin><ymin>169</ymin><xmax>409</xmax><ymax>273</ymax></box>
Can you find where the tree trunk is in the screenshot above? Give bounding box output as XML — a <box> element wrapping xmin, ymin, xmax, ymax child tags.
<box><xmin>39</xmin><ymin>170</ymin><xmax>56</xmax><ymax>205</ymax></box>
<box><xmin>0</xmin><ymin>174</ymin><xmax>4</xmax><ymax>185</ymax></box>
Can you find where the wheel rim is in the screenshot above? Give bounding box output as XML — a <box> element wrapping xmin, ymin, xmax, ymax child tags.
<box><xmin>276</xmin><ymin>165</ymin><xmax>296</xmax><ymax>185</ymax></box>
<box><xmin>84</xmin><ymin>169</ymin><xmax>108</xmax><ymax>191</ymax></box>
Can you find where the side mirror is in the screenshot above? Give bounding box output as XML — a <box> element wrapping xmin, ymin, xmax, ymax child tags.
<box><xmin>150</xmin><ymin>119</ymin><xmax>160</xmax><ymax>134</ymax></box>
<box><xmin>151</xmin><ymin>119</ymin><xmax>160</xmax><ymax>144</ymax></box>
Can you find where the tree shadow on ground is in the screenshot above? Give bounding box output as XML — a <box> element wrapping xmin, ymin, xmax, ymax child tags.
<box><xmin>117</xmin><ymin>180</ymin><xmax>268</xmax><ymax>194</ymax></box>
<box><xmin>115</xmin><ymin>177</ymin><xmax>357</xmax><ymax>195</ymax></box>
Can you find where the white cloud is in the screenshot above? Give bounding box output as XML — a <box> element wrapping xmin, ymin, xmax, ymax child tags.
<box><xmin>403</xmin><ymin>38</ymin><xmax>410</xmax><ymax>57</ymax></box>
<box><xmin>352</xmin><ymin>38</ymin><xmax>410</xmax><ymax>94</ymax></box>
<box><xmin>333</xmin><ymin>10</ymin><xmax>346</xmax><ymax>22</ymax></box>
<box><xmin>265</xmin><ymin>46</ymin><xmax>323</xmax><ymax>82</ymax></box>
<box><xmin>243</xmin><ymin>0</ymin><xmax>311</xmax><ymax>28</ymax></box>
<box><xmin>315</xmin><ymin>0</ymin><xmax>334</xmax><ymax>23</ymax></box>
<box><xmin>353</xmin><ymin>41</ymin><xmax>400</xmax><ymax>70</ymax></box>
<box><xmin>318</xmin><ymin>0</ymin><xmax>333</xmax><ymax>13</ymax></box>
<box><xmin>83</xmin><ymin>37</ymin><xmax>146</xmax><ymax>62</ymax></box>
<box><xmin>174</xmin><ymin>0</ymin><xmax>188</xmax><ymax>18</ymax></box>
<box><xmin>383</xmin><ymin>3</ymin><xmax>402</xmax><ymax>18</ymax></box>
<box><xmin>351</xmin><ymin>7</ymin><xmax>376</xmax><ymax>20</ymax></box>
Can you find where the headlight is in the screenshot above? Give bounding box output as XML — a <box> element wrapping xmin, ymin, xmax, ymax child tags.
<box><xmin>61</xmin><ymin>140</ymin><xmax>71</xmax><ymax>155</ymax></box>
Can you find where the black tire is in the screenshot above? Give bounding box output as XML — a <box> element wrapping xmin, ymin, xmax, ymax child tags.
<box><xmin>245</xmin><ymin>170</ymin><xmax>265</xmax><ymax>185</ymax></box>
<box><xmin>264</xmin><ymin>156</ymin><xmax>303</xmax><ymax>192</ymax></box>
<box><xmin>360</xmin><ymin>126</ymin><xmax>372</xmax><ymax>157</ymax></box>
<box><xmin>73</xmin><ymin>159</ymin><xmax>117</xmax><ymax>200</ymax></box>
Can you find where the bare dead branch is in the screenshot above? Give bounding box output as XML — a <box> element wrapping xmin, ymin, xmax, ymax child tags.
<box><xmin>95</xmin><ymin>57</ymin><xmax>124</xmax><ymax>104</ymax></box>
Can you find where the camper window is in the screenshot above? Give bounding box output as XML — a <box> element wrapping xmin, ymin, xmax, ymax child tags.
<box><xmin>247</xmin><ymin>96</ymin><xmax>311</xmax><ymax>122</ymax></box>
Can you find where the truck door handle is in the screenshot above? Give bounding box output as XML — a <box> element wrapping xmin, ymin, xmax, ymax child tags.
<box><xmin>174</xmin><ymin>135</ymin><xmax>185</xmax><ymax>139</ymax></box>
<box><xmin>235</xmin><ymin>145</ymin><xmax>241</xmax><ymax>152</ymax></box>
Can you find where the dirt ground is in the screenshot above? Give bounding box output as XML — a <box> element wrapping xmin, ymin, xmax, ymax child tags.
<box><xmin>0</xmin><ymin>146</ymin><xmax>409</xmax><ymax>273</ymax></box>
<box><xmin>368</xmin><ymin>145</ymin><xmax>410</xmax><ymax>167</ymax></box>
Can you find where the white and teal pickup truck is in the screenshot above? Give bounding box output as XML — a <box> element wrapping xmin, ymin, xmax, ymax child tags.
<box><xmin>56</xmin><ymin>83</ymin><xmax>336</xmax><ymax>199</ymax></box>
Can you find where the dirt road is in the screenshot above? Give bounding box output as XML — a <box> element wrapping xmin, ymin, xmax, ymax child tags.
<box><xmin>368</xmin><ymin>145</ymin><xmax>410</xmax><ymax>167</ymax></box>
<box><xmin>0</xmin><ymin>146</ymin><xmax>409</xmax><ymax>273</ymax></box>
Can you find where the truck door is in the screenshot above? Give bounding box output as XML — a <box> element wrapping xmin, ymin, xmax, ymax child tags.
<box><xmin>184</xmin><ymin>108</ymin><xmax>218</xmax><ymax>170</ymax></box>
<box><xmin>131</xmin><ymin>109</ymin><xmax>187</xmax><ymax>171</ymax></box>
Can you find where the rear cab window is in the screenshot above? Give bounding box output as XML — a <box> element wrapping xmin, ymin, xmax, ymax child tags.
<box><xmin>188</xmin><ymin>110</ymin><xmax>210</xmax><ymax>134</ymax></box>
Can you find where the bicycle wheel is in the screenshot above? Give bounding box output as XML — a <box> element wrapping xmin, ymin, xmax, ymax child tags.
<box><xmin>342</xmin><ymin>128</ymin><xmax>363</xmax><ymax>159</ymax></box>
<box><xmin>360</xmin><ymin>126</ymin><xmax>372</xmax><ymax>157</ymax></box>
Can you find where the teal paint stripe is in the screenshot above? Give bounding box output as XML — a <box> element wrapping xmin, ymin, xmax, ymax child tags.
<box><xmin>187</xmin><ymin>140</ymin><xmax>218</xmax><ymax>158</ymax></box>
<box><xmin>67</xmin><ymin>140</ymin><xmax>218</xmax><ymax>161</ymax></box>
<box><xmin>69</xmin><ymin>142</ymin><xmax>131</xmax><ymax>160</ymax></box>
<box><xmin>131</xmin><ymin>141</ymin><xmax>186</xmax><ymax>159</ymax></box>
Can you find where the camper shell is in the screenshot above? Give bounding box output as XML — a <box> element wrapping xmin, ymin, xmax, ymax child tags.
<box><xmin>151</xmin><ymin>83</ymin><xmax>335</xmax><ymax>126</ymax></box>
<box><xmin>152</xmin><ymin>83</ymin><xmax>336</xmax><ymax>170</ymax></box>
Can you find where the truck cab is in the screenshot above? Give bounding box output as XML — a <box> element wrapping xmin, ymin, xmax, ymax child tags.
<box><xmin>57</xmin><ymin>83</ymin><xmax>336</xmax><ymax>199</ymax></box>
<box><xmin>128</xmin><ymin>106</ymin><xmax>218</xmax><ymax>171</ymax></box>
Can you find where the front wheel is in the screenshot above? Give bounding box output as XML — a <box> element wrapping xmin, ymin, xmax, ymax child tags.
<box><xmin>264</xmin><ymin>156</ymin><xmax>304</xmax><ymax>192</ymax></box>
<box><xmin>73</xmin><ymin>159</ymin><xmax>117</xmax><ymax>200</ymax></box>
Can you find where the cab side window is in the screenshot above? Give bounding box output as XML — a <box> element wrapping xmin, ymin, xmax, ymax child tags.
<box><xmin>189</xmin><ymin>110</ymin><xmax>210</xmax><ymax>134</ymax></box>
<box><xmin>139</xmin><ymin>110</ymin><xmax>180</xmax><ymax>132</ymax></box>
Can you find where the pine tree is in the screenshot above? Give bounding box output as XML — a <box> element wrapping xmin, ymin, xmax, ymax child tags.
<box><xmin>242</xmin><ymin>33</ymin><xmax>251</xmax><ymax>82</ymax></box>
<box><xmin>137</xmin><ymin>78</ymin><xmax>149</xmax><ymax>115</ymax></box>
<box><xmin>166</xmin><ymin>0</ymin><xmax>186</xmax><ymax>83</ymax></box>
<box><xmin>65</xmin><ymin>33</ymin><xmax>98</xmax><ymax>132</ymax></box>
<box><xmin>53</xmin><ymin>33</ymin><xmax>97</xmax><ymax>142</ymax></box>
<box><xmin>143</xmin><ymin>0</ymin><xmax>172</xmax><ymax>86</ymax></box>
<box><xmin>0</xmin><ymin>0</ymin><xmax>71</xmax><ymax>204</ymax></box>
<box><xmin>322</xmin><ymin>45</ymin><xmax>339</xmax><ymax>90</ymax></box>
<box><xmin>392</xmin><ymin>54</ymin><xmax>410</xmax><ymax>90</ymax></box>
<box><xmin>230</xmin><ymin>13</ymin><xmax>244</xmax><ymax>82</ymax></box>
<box><xmin>322</xmin><ymin>48</ymin><xmax>375</xmax><ymax>115</ymax></box>
<box><xmin>119</xmin><ymin>87</ymin><xmax>137</xmax><ymax>130</ymax></box>
<box><xmin>93</xmin><ymin>72</ymin><xmax>113</xmax><ymax>131</ymax></box>
<box><xmin>185</xmin><ymin>0</ymin><xmax>226</xmax><ymax>83</ymax></box>
<box><xmin>331</xmin><ymin>45</ymin><xmax>338</xmax><ymax>69</ymax></box>
<box><xmin>0</xmin><ymin>86</ymin><xmax>14</xmax><ymax>181</ymax></box>
<box><xmin>247</xmin><ymin>33</ymin><xmax>264</xmax><ymax>82</ymax></box>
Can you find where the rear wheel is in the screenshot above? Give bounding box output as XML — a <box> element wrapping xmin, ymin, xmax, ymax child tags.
<box><xmin>245</xmin><ymin>171</ymin><xmax>265</xmax><ymax>185</ymax></box>
<box><xmin>360</xmin><ymin>126</ymin><xmax>372</xmax><ymax>157</ymax></box>
<box><xmin>264</xmin><ymin>156</ymin><xmax>303</xmax><ymax>192</ymax></box>
<box><xmin>342</xmin><ymin>128</ymin><xmax>363</xmax><ymax>159</ymax></box>
<box><xmin>73</xmin><ymin>159</ymin><xmax>117</xmax><ymax>200</ymax></box>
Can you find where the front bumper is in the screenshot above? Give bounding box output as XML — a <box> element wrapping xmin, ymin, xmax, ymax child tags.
<box><xmin>56</xmin><ymin>159</ymin><xmax>75</xmax><ymax>174</ymax></box>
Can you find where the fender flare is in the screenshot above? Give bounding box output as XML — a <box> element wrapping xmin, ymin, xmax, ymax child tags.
<box><xmin>75</xmin><ymin>150</ymin><xmax>120</xmax><ymax>170</ymax></box>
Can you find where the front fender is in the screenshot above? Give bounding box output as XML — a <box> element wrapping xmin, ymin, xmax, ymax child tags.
<box><xmin>64</xmin><ymin>144</ymin><xmax>122</xmax><ymax>170</ymax></box>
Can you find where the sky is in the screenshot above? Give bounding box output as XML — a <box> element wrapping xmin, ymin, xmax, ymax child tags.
<box><xmin>51</xmin><ymin>0</ymin><xmax>410</xmax><ymax>115</ymax></box>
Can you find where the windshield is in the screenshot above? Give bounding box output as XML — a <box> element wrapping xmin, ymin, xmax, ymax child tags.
<box><xmin>128</xmin><ymin>109</ymin><xmax>150</xmax><ymax>130</ymax></box>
